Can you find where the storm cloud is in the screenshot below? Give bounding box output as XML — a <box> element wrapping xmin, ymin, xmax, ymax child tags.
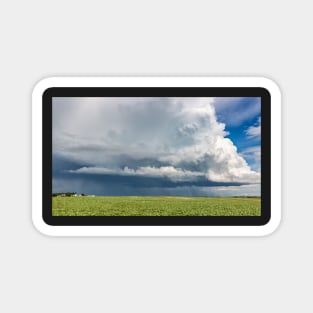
<box><xmin>52</xmin><ymin>97</ymin><xmax>260</xmax><ymax>196</ymax></box>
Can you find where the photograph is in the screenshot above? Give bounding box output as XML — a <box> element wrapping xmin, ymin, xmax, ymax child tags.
<box><xmin>52</xmin><ymin>96</ymin><xmax>261</xmax><ymax>216</ymax></box>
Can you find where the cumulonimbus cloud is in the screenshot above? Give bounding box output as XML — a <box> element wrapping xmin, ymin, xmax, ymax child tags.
<box><xmin>53</xmin><ymin>97</ymin><xmax>260</xmax><ymax>186</ymax></box>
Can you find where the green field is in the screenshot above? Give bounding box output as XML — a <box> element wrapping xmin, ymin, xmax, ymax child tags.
<box><xmin>52</xmin><ymin>196</ymin><xmax>261</xmax><ymax>216</ymax></box>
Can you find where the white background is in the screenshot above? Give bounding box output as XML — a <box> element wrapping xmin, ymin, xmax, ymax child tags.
<box><xmin>0</xmin><ymin>1</ymin><xmax>311</xmax><ymax>312</ymax></box>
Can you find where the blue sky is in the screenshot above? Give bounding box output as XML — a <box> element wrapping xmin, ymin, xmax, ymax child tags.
<box><xmin>52</xmin><ymin>97</ymin><xmax>261</xmax><ymax>196</ymax></box>
<box><xmin>214</xmin><ymin>97</ymin><xmax>261</xmax><ymax>172</ymax></box>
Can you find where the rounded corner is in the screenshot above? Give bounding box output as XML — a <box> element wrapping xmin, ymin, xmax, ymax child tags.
<box><xmin>32</xmin><ymin>77</ymin><xmax>59</xmax><ymax>101</ymax></box>
<box><xmin>256</xmin><ymin>76</ymin><xmax>282</xmax><ymax>99</ymax></box>
<box><xmin>257</xmin><ymin>213</ymin><xmax>281</xmax><ymax>237</ymax></box>
<box><xmin>32</xmin><ymin>214</ymin><xmax>55</xmax><ymax>237</ymax></box>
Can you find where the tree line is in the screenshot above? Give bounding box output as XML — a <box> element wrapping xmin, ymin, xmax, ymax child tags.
<box><xmin>52</xmin><ymin>192</ymin><xmax>86</xmax><ymax>197</ymax></box>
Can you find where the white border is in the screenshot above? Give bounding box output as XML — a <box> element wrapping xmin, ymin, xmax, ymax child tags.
<box><xmin>32</xmin><ymin>77</ymin><xmax>281</xmax><ymax>236</ymax></box>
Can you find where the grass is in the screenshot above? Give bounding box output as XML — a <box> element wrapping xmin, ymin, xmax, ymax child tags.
<box><xmin>52</xmin><ymin>196</ymin><xmax>261</xmax><ymax>216</ymax></box>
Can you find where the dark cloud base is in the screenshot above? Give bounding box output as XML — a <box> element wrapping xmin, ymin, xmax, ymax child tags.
<box><xmin>53</xmin><ymin>172</ymin><xmax>247</xmax><ymax>196</ymax></box>
<box><xmin>52</xmin><ymin>156</ymin><xmax>253</xmax><ymax>196</ymax></box>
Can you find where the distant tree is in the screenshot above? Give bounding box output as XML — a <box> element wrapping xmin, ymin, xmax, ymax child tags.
<box><xmin>52</xmin><ymin>192</ymin><xmax>76</xmax><ymax>197</ymax></box>
<box><xmin>65</xmin><ymin>192</ymin><xmax>76</xmax><ymax>197</ymax></box>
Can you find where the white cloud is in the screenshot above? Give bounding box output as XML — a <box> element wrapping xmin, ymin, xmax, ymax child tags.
<box><xmin>53</xmin><ymin>97</ymin><xmax>260</xmax><ymax>184</ymax></box>
<box><xmin>67</xmin><ymin>166</ymin><xmax>204</xmax><ymax>182</ymax></box>
<box><xmin>246</xmin><ymin>117</ymin><xmax>261</xmax><ymax>138</ymax></box>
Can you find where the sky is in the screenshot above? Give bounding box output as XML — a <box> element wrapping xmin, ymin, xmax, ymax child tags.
<box><xmin>52</xmin><ymin>97</ymin><xmax>261</xmax><ymax>196</ymax></box>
